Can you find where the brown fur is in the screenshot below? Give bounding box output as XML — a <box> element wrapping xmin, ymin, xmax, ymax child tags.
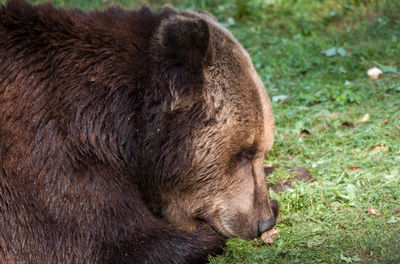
<box><xmin>0</xmin><ymin>1</ymin><xmax>276</xmax><ymax>263</ymax></box>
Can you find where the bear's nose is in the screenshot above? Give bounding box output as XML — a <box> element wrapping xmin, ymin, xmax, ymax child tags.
<box><xmin>257</xmin><ymin>217</ymin><xmax>276</xmax><ymax>234</ymax></box>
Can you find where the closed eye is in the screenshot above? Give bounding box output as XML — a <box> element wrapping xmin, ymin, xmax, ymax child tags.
<box><xmin>239</xmin><ymin>146</ymin><xmax>257</xmax><ymax>161</ymax></box>
<box><xmin>240</xmin><ymin>151</ymin><xmax>255</xmax><ymax>161</ymax></box>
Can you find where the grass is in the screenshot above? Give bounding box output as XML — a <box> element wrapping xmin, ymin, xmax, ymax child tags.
<box><xmin>210</xmin><ymin>1</ymin><xmax>400</xmax><ymax>263</ymax></box>
<box><xmin>5</xmin><ymin>0</ymin><xmax>400</xmax><ymax>263</ymax></box>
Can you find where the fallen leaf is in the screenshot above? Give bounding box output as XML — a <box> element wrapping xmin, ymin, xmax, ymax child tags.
<box><xmin>359</xmin><ymin>114</ymin><xmax>370</xmax><ymax>123</ymax></box>
<box><xmin>368</xmin><ymin>144</ymin><xmax>388</xmax><ymax>152</ymax></box>
<box><xmin>383</xmin><ymin>119</ymin><xmax>389</xmax><ymax>125</ymax></box>
<box><xmin>367</xmin><ymin>206</ymin><xmax>382</xmax><ymax>216</ymax></box>
<box><xmin>341</xmin><ymin>122</ymin><xmax>355</xmax><ymax>128</ymax></box>
<box><xmin>394</xmin><ymin>206</ymin><xmax>400</xmax><ymax>213</ymax></box>
<box><xmin>367</xmin><ymin>67</ymin><xmax>383</xmax><ymax>80</ymax></box>
<box><xmin>348</xmin><ymin>166</ymin><xmax>362</xmax><ymax>172</ymax></box>
<box><xmin>298</xmin><ymin>129</ymin><xmax>312</xmax><ymax>137</ymax></box>
<box><xmin>261</xmin><ymin>227</ymin><xmax>281</xmax><ymax>244</ymax></box>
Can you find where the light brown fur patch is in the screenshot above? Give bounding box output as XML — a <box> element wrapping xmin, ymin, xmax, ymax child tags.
<box><xmin>158</xmin><ymin>11</ymin><xmax>276</xmax><ymax>239</ymax></box>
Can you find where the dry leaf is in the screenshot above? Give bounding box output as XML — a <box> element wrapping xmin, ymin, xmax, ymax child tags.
<box><xmin>359</xmin><ymin>114</ymin><xmax>370</xmax><ymax>123</ymax></box>
<box><xmin>383</xmin><ymin>119</ymin><xmax>389</xmax><ymax>125</ymax></box>
<box><xmin>367</xmin><ymin>67</ymin><xmax>383</xmax><ymax>80</ymax></box>
<box><xmin>341</xmin><ymin>122</ymin><xmax>355</xmax><ymax>128</ymax></box>
<box><xmin>367</xmin><ymin>206</ymin><xmax>382</xmax><ymax>216</ymax></box>
<box><xmin>368</xmin><ymin>144</ymin><xmax>388</xmax><ymax>152</ymax></box>
<box><xmin>261</xmin><ymin>227</ymin><xmax>281</xmax><ymax>244</ymax></box>
<box><xmin>348</xmin><ymin>166</ymin><xmax>362</xmax><ymax>172</ymax></box>
<box><xmin>394</xmin><ymin>206</ymin><xmax>400</xmax><ymax>213</ymax></box>
<box><xmin>298</xmin><ymin>129</ymin><xmax>312</xmax><ymax>137</ymax></box>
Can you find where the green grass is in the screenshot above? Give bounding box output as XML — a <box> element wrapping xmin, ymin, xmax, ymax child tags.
<box><xmin>211</xmin><ymin>1</ymin><xmax>400</xmax><ymax>263</ymax></box>
<box><xmin>212</xmin><ymin>1</ymin><xmax>400</xmax><ymax>263</ymax></box>
<box><xmin>5</xmin><ymin>0</ymin><xmax>400</xmax><ymax>263</ymax></box>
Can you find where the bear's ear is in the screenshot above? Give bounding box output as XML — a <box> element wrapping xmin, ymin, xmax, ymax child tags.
<box><xmin>155</xmin><ymin>15</ymin><xmax>210</xmax><ymax>74</ymax></box>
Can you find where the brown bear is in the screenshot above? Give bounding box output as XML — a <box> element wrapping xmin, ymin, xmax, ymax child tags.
<box><xmin>0</xmin><ymin>0</ymin><xmax>277</xmax><ymax>263</ymax></box>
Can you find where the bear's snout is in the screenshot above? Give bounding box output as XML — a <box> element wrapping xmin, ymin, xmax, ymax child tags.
<box><xmin>257</xmin><ymin>217</ymin><xmax>276</xmax><ymax>235</ymax></box>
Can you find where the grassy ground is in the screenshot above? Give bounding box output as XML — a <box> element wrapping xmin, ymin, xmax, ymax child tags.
<box><xmin>8</xmin><ymin>0</ymin><xmax>400</xmax><ymax>263</ymax></box>
<box><xmin>211</xmin><ymin>1</ymin><xmax>400</xmax><ymax>263</ymax></box>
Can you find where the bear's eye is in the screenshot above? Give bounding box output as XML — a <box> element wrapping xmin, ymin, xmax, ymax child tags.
<box><xmin>239</xmin><ymin>149</ymin><xmax>256</xmax><ymax>161</ymax></box>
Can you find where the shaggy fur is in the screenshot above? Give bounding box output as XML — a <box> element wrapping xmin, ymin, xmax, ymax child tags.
<box><xmin>0</xmin><ymin>1</ymin><xmax>276</xmax><ymax>263</ymax></box>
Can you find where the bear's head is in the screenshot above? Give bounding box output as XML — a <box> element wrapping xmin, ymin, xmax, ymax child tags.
<box><xmin>148</xmin><ymin>7</ymin><xmax>276</xmax><ymax>240</ymax></box>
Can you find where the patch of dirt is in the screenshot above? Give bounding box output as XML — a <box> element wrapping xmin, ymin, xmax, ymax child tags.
<box><xmin>265</xmin><ymin>166</ymin><xmax>315</xmax><ymax>193</ymax></box>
